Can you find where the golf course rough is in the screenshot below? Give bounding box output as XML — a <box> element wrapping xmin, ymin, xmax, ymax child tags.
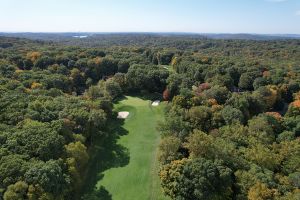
<box><xmin>96</xmin><ymin>96</ymin><xmax>168</xmax><ymax>200</ymax></box>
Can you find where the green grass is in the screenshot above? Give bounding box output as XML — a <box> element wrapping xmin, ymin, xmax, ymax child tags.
<box><xmin>82</xmin><ymin>96</ymin><xmax>169</xmax><ymax>200</ymax></box>
<box><xmin>159</xmin><ymin>65</ymin><xmax>174</xmax><ymax>72</ymax></box>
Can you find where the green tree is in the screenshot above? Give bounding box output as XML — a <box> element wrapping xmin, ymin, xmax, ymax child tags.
<box><xmin>3</xmin><ymin>181</ymin><xmax>28</xmax><ymax>200</ymax></box>
<box><xmin>105</xmin><ymin>78</ymin><xmax>122</xmax><ymax>99</ymax></box>
<box><xmin>158</xmin><ymin>136</ymin><xmax>181</xmax><ymax>164</ymax></box>
<box><xmin>70</xmin><ymin>68</ymin><xmax>85</xmax><ymax>92</ymax></box>
<box><xmin>187</xmin><ymin>106</ymin><xmax>212</xmax><ymax>132</ymax></box>
<box><xmin>6</xmin><ymin>120</ymin><xmax>65</xmax><ymax>161</ymax></box>
<box><xmin>221</xmin><ymin>105</ymin><xmax>244</xmax><ymax>125</ymax></box>
<box><xmin>24</xmin><ymin>159</ymin><xmax>69</xmax><ymax>196</ymax></box>
<box><xmin>65</xmin><ymin>141</ymin><xmax>89</xmax><ymax>172</ymax></box>
<box><xmin>0</xmin><ymin>155</ymin><xmax>28</xmax><ymax>189</ymax></box>
<box><xmin>117</xmin><ymin>60</ymin><xmax>130</xmax><ymax>73</ymax></box>
<box><xmin>184</xmin><ymin>130</ymin><xmax>215</xmax><ymax>158</ymax></box>
<box><xmin>160</xmin><ymin>158</ymin><xmax>233</xmax><ymax>200</ymax></box>
<box><xmin>203</xmin><ymin>85</ymin><xmax>229</xmax><ymax>104</ymax></box>
<box><xmin>34</xmin><ymin>56</ymin><xmax>54</xmax><ymax>70</ymax></box>
<box><xmin>238</xmin><ymin>72</ymin><xmax>256</xmax><ymax>90</ymax></box>
<box><xmin>244</xmin><ymin>144</ymin><xmax>281</xmax><ymax>170</ymax></box>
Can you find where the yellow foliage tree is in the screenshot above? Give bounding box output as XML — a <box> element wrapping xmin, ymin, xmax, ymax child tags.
<box><xmin>294</xmin><ymin>91</ymin><xmax>300</xmax><ymax>100</ymax></box>
<box><xmin>207</xmin><ymin>98</ymin><xmax>218</xmax><ymax>106</ymax></box>
<box><xmin>248</xmin><ymin>182</ymin><xmax>277</xmax><ymax>200</ymax></box>
<box><xmin>171</xmin><ymin>56</ymin><xmax>178</xmax><ymax>66</ymax></box>
<box><xmin>184</xmin><ymin>130</ymin><xmax>215</xmax><ymax>158</ymax></box>
<box><xmin>26</xmin><ymin>51</ymin><xmax>41</xmax><ymax>63</ymax></box>
<box><xmin>15</xmin><ymin>69</ymin><xmax>24</xmax><ymax>74</ymax></box>
<box><xmin>31</xmin><ymin>82</ymin><xmax>43</xmax><ymax>89</ymax></box>
<box><xmin>158</xmin><ymin>136</ymin><xmax>181</xmax><ymax>164</ymax></box>
<box><xmin>266</xmin><ymin>85</ymin><xmax>279</xmax><ymax>108</ymax></box>
<box><xmin>93</xmin><ymin>57</ymin><xmax>102</xmax><ymax>65</ymax></box>
<box><xmin>245</xmin><ymin>144</ymin><xmax>281</xmax><ymax>170</ymax></box>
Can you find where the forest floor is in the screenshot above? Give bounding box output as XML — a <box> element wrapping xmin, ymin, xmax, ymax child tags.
<box><xmin>82</xmin><ymin>96</ymin><xmax>169</xmax><ymax>200</ymax></box>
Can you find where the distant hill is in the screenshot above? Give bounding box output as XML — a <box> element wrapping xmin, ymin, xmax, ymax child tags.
<box><xmin>201</xmin><ymin>33</ymin><xmax>300</xmax><ymax>40</ymax></box>
<box><xmin>0</xmin><ymin>32</ymin><xmax>300</xmax><ymax>41</ymax></box>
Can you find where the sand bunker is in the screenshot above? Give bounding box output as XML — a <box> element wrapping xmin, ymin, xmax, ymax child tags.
<box><xmin>152</xmin><ymin>100</ymin><xmax>160</xmax><ymax>106</ymax></box>
<box><xmin>117</xmin><ymin>111</ymin><xmax>129</xmax><ymax>119</ymax></box>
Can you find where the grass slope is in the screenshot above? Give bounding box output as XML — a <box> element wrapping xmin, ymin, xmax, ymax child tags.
<box><xmin>83</xmin><ymin>96</ymin><xmax>168</xmax><ymax>200</ymax></box>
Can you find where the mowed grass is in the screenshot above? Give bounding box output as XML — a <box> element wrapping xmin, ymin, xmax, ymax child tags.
<box><xmin>84</xmin><ymin>96</ymin><xmax>169</xmax><ymax>200</ymax></box>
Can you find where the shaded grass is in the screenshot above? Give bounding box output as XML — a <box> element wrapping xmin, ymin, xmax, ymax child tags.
<box><xmin>82</xmin><ymin>96</ymin><xmax>169</xmax><ymax>200</ymax></box>
<box><xmin>81</xmin><ymin>114</ymin><xmax>130</xmax><ymax>200</ymax></box>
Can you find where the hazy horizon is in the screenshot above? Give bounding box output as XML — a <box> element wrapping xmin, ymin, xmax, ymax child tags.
<box><xmin>1</xmin><ymin>32</ymin><xmax>300</xmax><ymax>35</ymax></box>
<box><xmin>1</xmin><ymin>0</ymin><xmax>300</xmax><ymax>34</ymax></box>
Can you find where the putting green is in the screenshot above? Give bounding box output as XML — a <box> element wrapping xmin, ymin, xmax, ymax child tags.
<box><xmin>83</xmin><ymin>96</ymin><xmax>169</xmax><ymax>200</ymax></box>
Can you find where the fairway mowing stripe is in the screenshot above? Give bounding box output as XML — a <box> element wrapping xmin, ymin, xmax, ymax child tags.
<box><xmin>149</xmin><ymin>114</ymin><xmax>163</xmax><ymax>200</ymax></box>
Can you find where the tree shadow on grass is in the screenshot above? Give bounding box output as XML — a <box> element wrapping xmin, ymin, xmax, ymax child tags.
<box><xmin>82</xmin><ymin>186</ymin><xmax>112</xmax><ymax>200</ymax></box>
<box><xmin>126</xmin><ymin>91</ymin><xmax>163</xmax><ymax>101</ymax></box>
<box><xmin>81</xmin><ymin>118</ymin><xmax>130</xmax><ymax>199</ymax></box>
<box><xmin>113</xmin><ymin>95</ymin><xmax>128</xmax><ymax>104</ymax></box>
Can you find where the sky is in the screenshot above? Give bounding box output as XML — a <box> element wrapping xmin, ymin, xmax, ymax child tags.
<box><xmin>0</xmin><ymin>0</ymin><xmax>300</xmax><ymax>34</ymax></box>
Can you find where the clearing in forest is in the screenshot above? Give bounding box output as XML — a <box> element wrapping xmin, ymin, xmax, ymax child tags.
<box><xmin>83</xmin><ymin>96</ymin><xmax>169</xmax><ymax>200</ymax></box>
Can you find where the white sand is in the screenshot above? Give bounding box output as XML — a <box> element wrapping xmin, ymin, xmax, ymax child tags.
<box><xmin>152</xmin><ymin>100</ymin><xmax>160</xmax><ymax>106</ymax></box>
<box><xmin>117</xmin><ymin>111</ymin><xmax>129</xmax><ymax>119</ymax></box>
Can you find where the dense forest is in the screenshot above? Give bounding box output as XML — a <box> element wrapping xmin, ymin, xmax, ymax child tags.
<box><xmin>0</xmin><ymin>34</ymin><xmax>300</xmax><ymax>200</ymax></box>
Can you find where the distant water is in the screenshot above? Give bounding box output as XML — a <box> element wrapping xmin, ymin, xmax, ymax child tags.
<box><xmin>73</xmin><ymin>35</ymin><xmax>88</xmax><ymax>38</ymax></box>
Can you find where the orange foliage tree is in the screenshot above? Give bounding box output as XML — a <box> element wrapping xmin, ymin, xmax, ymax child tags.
<box><xmin>163</xmin><ymin>89</ymin><xmax>170</xmax><ymax>101</ymax></box>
